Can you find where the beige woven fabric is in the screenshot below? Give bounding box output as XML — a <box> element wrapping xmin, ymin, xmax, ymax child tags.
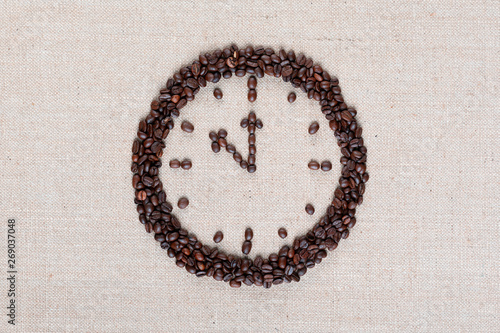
<box><xmin>1</xmin><ymin>0</ymin><xmax>498</xmax><ymax>332</ymax></box>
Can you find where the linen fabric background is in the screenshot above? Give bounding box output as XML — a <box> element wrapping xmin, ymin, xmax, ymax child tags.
<box><xmin>0</xmin><ymin>0</ymin><xmax>498</xmax><ymax>332</ymax></box>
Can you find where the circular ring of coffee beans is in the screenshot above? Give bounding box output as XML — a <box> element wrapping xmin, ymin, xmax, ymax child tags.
<box><xmin>131</xmin><ymin>45</ymin><xmax>368</xmax><ymax>288</ymax></box>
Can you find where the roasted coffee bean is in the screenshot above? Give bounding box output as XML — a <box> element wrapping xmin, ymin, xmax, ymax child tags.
<box><xmin>247</xmin><ymin>76</ymin><xmax>257</xmax><ymax>89</ymax></box>
<box><xmin>233</xmin><ymin>152</ymin><xmax>242</xmax><ymax>163</ymax></box>
<box><xmin>308</xmin><ymin>160</ymin><xmax>320</xmax><ymax>170</ymax></box>
<box><xmin>245</xmin><ymin>228</ymin><xmax>253</xmax><ymax>241</ymax></box>
<box><xmin>288</xmin><ymin>92</ymin><xmax>296</xmax><ymax>103</ymax></box>
<box><xmin>240</xmin><ymin>160</ymin><xmax>248</xmax><ymax>169</ymax></box>
<box><xmin>308</xmin><ymin>122</ymin><xmax>319</xmax><ymax>134</ymax></box>
<box><xmin>255</xmin><ymin>119</ymin><xmax>263</xmax><ymax>129</ymax></box>
<box><xmin>242</xmin><ymin>241</ymin><xmax>252</xmax><ymax>255</ymax></box>
<box><xmin>321</xmin><ymin>161</ymin><xmax>332</xmax><ymax>171</ymax></box>
<box><xmin>247</xmin><ymin>164</ymin><xmax>256</xmax><ymax>173</ymax></box>
<box><xmin>209</xmin><ymin>131</ymin><xmax>218</xmax><ymax>142</ymax></box>
<box><xmin>213</xmin><ymin>231</ymin><xmax>224</xmax><ymax>243</ymax></box>
<box><xmin>248</xmin><ymin>154</ymin><xmax>256</xmax><ymax>165</ymax></box>
<box><xmin>241</xmin><ymin>118</ymin><xmax>249</xmax><ymax>129</ymax></box>
<box><xmin>211</xmin><ymin>142</ymin><xmax>221</xmax><ymax>153</ymax></box>
<box><xmin>248</xmin><ymin>89</ymin><xmax>257</xmax><ymax>102</ymax></box>
<box><xmin>218</xmin><ymin>129</ymin><xmax>227</xmax><ymax>138</ymax></box>
<box><xmin>226</xmin><ymin>144</ymin><xmax>236</xmax><ymax>154</ymax></box>
<box><xmin>181</xmin><ymin>121</ymin><xmax>194</xmax><ymax>133</ymax></box>
<box><xmin>248</xmin><ymin>112</ymin><xmax>256</xmax><ymax>123</ymax></box>
<box><xmin>181</xmin><ymin>160</ymin><xmax>192</xmax><ymax>170</ymax></box>
<box><xmin>213</xmin><ymin>88</ymin><xmax>223</xmax><ymax>99</ymax></box>
<box><xmin>278</xmin><ymin>228</ymin><xmax>288</xmax><ymax>239</ymax></box>
<box><xmin>218</xmin><ymin>137</ymin><xmax>227</xmax><ymax>147</ymax></box>
<box><xmin>178</xmin><ymin>197</ymin><xmax>189</xmax><ymax>209</ymax></box>
<box><xmin>248</xmin><ymin>134</ymin><xmax>256</xmax><ymax>145</ymax></box>
<box><xmin>305</xmin><ymin>204</ymin><xmax>315</xmax><ymax>215</ymax></box>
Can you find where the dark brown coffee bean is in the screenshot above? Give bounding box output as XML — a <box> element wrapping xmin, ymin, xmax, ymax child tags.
<box><xmin>248</xmin><ymin>89</ymin><xmax>257</xmax><ymax>102</ymax></box>
<box><xmin>209</xmin><ymin>131</ymin><xmax>218</xmax><ymax>142</ymax></box>
<box><xmin>255</xmin><ymin>119</ymin><xmax>263</xmax><ymax>129</ymax></box>
<box><xmin>247</xmin><ymin>164</ymin><xmax>256</xmax><ymax>173</ymax></box>
<box><xmin>217</xmin><ymin>137</ymin><xmax>227</xmax><ymax>147</ymax></box>
<box><xmin>240</xmin><ymin>160</ymin><xmax>248</xmax><ymax>169</ymax></box>
<box><xmin>245</xmin><ymin>228</ymin><xmax>253</xmax><ymax>241</ymax></box>
<box><xmin>240</xmin><ymin>118</ymin><xmax>249</xmax><ymax>128</ymax></box>
<box><xmin>229</xmin><ymin>279</ymin><xmax>241</xmax><ymax>288</ymax></box>
<box><xmin>305</xmin><ymin>204</ymin><xmax>315</xmax><ymax>215</ymax></box>
<box><xmin>278</xmin><ymin>228</ymin><xmax>287</xmax><ymax>239</ymax></box>
<box><xmin>247</xmin><ymin>76</ymin><xmax>257</xmax><ymax>89</ymax></box>
<box><xmin>308</xmin><ymin>122</ymin><xmax>319</xmax><ymax>134</ymax></box>
<box><xmin>181</xmin><ymin>121</ymin><xmax>194</xmax><ymax>133</ymax></box>
<box><xmin>248</xmin><ymin>154</ymin><xmax>256</xmax><ymax>165</ymax></box>
<box><xmin>308</xmin><ymin>160</ymin><xmax>320</xmax><ymax>170</ymax></box>
<box><xmin>288</xmin><ymin>92</ymin><xmax>296</xmax><ymax>103</ymax></box>
<box><xmin>181</xmin><ymin>160</ymin><xmax>192</xmax><ymax>170</ymax></box>
<box><xmin>321</xmin><ymin>161</ymin><xmax>332</xmax><ymax>171</ymax></box>
<box><xmin>247</xmin><ymin>134</ymin><xmax>256</xmax><ymax>145</ymax></box>
<box><xmin>178</xmin><ymin>197</ymin><xmax>189</xmax><ymax>209</ymax></box>
<box><xmin>233</xmin><ymin>152</ymin><xmax>242</xmax><ymax>163</ymax></box>
<box><xmin>242</xmin><ymin>241</ymin><xmax>252</xmax><ymax>255</ymax></box>
<box><xmin>247</xmin><ymin>124</ymin><xmax>255</xmax><ymax>134</ymax></box>
<box><xmin>226</xmin><ymin>144</ymin><xmax>236</xmax><ymax>154</ymax></box>
<box><xmin>248</xmin><ymin>112</ymin><xmax>256</xmax><ymax>123</ymax></box>
<box><xmin>214</xmin><ymin>88</ymin><xmax>223</xmax><ymax>99</ymax></box>
<box><xmin>213</xmin><ymin>231</ymin><xmax>224</xmax><ymax>243</ymax></box>
<box><xmin>218</xmin><ymin>129</ymin><xmax>227</xmax><ymax>138</ymax></box>
<box><xmin>211</xmin><ymin>142</ymin><xmax>221</xmax><ymax>153</ymax></box>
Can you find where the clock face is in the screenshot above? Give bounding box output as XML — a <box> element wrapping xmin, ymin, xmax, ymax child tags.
<box><xmin>131</xmin><ymin>45</ymin><xmax>368</xmax><ymax>288</ymax></box>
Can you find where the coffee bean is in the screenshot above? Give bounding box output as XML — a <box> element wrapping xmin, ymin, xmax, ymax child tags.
<box><xmin>240</xmin><ymin>160</ymin><xmax>248</xmax><ymax>169</ymax></box>
<box><xmin>181</xmin><ymin>121</ymin><xmax>194</xmax><ymax>133</ymax></box>
<box><xmin>209</xmin><ymin>131</ymin><xmax>218</xmax><ymax>142</ymax></box>
<box><xmin>305</xmin><ymin>204</ymin><xmax>315</xmax><ymax>215</ymax></box>
<box><xmin>226</xmin><ymin>144</ymin><xmax>236</xmax><ymax>154</ymax></box>
<box><xmin>233</xmin><ymin>152</ymin><xmax>242</xmax><ymax>163</ymax></box>
<box><xmin>248</xmin><ymin>112</ymin><xmax>256</xmax><ymax>123</ymax></box>
<box><xmin>240</xmin><ymin>118</ymin><xmax>249</xmax><ymax>128</ymax></box>
<box><xmin>255</xmin><ymin>119</ymin><xmax>263</xmax><ymax>129</ymax></box>
<box><xmin>218</xmin><ymin>137</ymin><xmax>227</xmax><ymax>147</ymax></box>
<box><xmin>213</xmin><ymin>231</ymin><xmax>223</xmax><ymax>243</ymax></box>
<box><xmin>218</xmin><ymin>129</ymin><xmax>227</xmax><ymax>138</ymax></box>
<box><xmin>247</xmin><ymin>164</ymin><xmax>256</xmax><ymax>173</ymax></box>
<box><xmin>248</xmin><ymin>76</ymin><xmax>257</xmax><ymax>89</ymax></box>
<box><xmin>165</xmin><ymin>159</ymin><xmax>179</xmax><ymax>170</ymax></box>
<box><xmin>248</xmin><ymin>89</ymin><xmax>257</xmax><ymax>102</ymax></box>
<box><xmin>245</xmin><ymin>228</ymin><xmax>253</xmax><ymax>241</ymax></box>
<box><xmin>308</xmin><ymin>160</ymin><xmax>320</xmax><ymax>170</ymax></box>
<box><xmin>229</xmin><ymin>279</ymin><xmax>241</xmax><ymax>288</ymax></box>
<box><xmin>137</xmin><ymin>191</ymin><xmax>146</xmax><ymax>201</ymax></box>
<box><xmin>278</xmin><ymin>228</ymin><xmax>288</xmax><ymax>239</ymax></box>
<box><xmin>248</xmin><ymin>154</ymin><xmax>256</xmax><ymax>165</ymax></box>
<box><xmin>248</xmin><ymin>134</ymin><xmax>256</xmax><ymax>145</ymax></box>
<box><xmin>214</xmin><ymin>88</ymin><xmax>223</xmax><ymax>99</ymax></box>
<box><xmin>308</xmin><ymin>122</ymin><xmax>319</xmax><ymax>134</ymax></box>
<box><xmin>242</xmin><ymin>241</ymin><xmax>252</xmax><ymax>255</ymax></box>
<box><xmin>321</xmin><ymin>161</ymin><xmax>332</xmax><ymax>171</ymax></box>
<box><xmin>211</xmin><ymin>142</ymin><xmax>221</xmax><ymax>153</ymax></box>
<box><xmin>181</xmin><ymin>160</ymin><xmax>192</xmax><ymax>170</ymax></box>
<box><xmin>178</xmin><ymin>197</ymin><xmax>189</xmax><ymax>209</ymax></box>
<box><xmin>288</xmin><ymin>92</ymin><xmax>296</xmax><ymax>103</ymax></box>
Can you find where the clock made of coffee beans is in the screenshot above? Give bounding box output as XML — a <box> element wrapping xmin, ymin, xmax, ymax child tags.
<box><xmin>131</xmin><ymin>45</ymin><xmax>368</xmax><ymax>288</ymax></box>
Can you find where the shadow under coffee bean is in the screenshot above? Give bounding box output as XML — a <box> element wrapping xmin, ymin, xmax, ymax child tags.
<box><xmin>131</xmin><ymin>44</ymin><xmax>369</xmax><ymax>288</ymax></box>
